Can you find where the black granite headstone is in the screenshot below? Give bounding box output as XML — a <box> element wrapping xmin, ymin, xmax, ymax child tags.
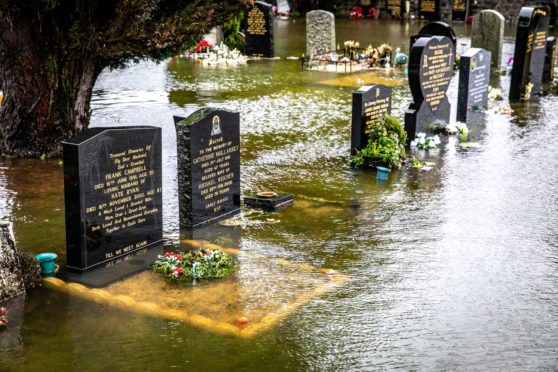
<box><xmin>62</xmin><ymin>127</ymin><xmax>163</xmax><ymax>271</ymax></box>
<box><xmin>543</xmin><ymin>36</ymin><xmax>556</xmax><ymax>82</ymax></box>
<box><xmin>418</xmin><ymin>0</ymin><xmax>440</xmax><ymax>20</ymax></box>
<box><xmin>510</xmin><ymin>6</ymin><xmax>550</xmax><ymax>101</ymax></box>
<box><xmin>385</xmin><ymin>0</ymin><xmax>405</xmax><ymax>18</ymax></box>
<box><xmin>452</xmin><ymin>0</ymin><xmax>467</xmax><ymax>21</ymax></box>
<box><xmin>405</xmin><ymin>36</ymin><xmax>454</xmax><ymax>142</ymax></box>
<box><xmin>175</xmin><ymin>108</ymin><xmax>241</xmax><ymax>228</ymax></box>
<box><xmin>244</xmin><ymin>1</ymin><xmax>274</xmax><ymax>58</ymax></box>
<box><xmin>457</xmin><ymin>48</ymin><xmax>491</xmax><ymax>122</ymax></box>
<box><xmin>351</xmin><ymin>84</ymin><xmax>392</xmax><ymax>155</ymax></box>
<box><xmin>410</xmin><ymin>22</ymin><xmax>457</xmax><ymax>62</ymax></box>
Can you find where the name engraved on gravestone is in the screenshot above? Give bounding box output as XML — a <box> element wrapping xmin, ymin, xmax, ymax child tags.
<box><xmin>245</xmin><ymin>1</ymin><xmax>274</xmax><ymax>58</ymax></box>
<box><xmin>457</xmin><ymin>48</ymin><xmax>491</xmax><ymax>122</ymax></box>
<box><xmin>510</xmin><ymin>6</ymin><xmax>550</xmax><ymax>101</ymax></box>
<box><xmin>351</xmin><ymin>84</ymin><xmax>392</xmax><ymax>155</ymax></box>
<box><xmin>62</xmin><ymin>127</ymin><xmax>163</xmax><ymax>271</ymax></box>
<box><xmin>175</xmin><ymin>108</ymin><xmax>241</xmax><ymax>228</ymax></box>
<box><xmin>419</xmin><ymin>0</ymin><xmax>440</xmax><ymax>20</ymax></box>
<box><xmin>405</xmin><ymin>36</ymin><xmax>454</xmax><ymax>142</ymax></box>
<box><xmin>543</xmin><ymin>36</ymin><xmax>556</xmax><ymax>82</ymax></box>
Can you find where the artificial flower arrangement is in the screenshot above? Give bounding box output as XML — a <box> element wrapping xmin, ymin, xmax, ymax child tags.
<box><xmin>200</xmin><ymin>42</ymin><xmax>247</xmax><ymax>66</ymax></box>
<box><xmin>153</xmin><ymin>249</ymin><xmax>236</xmax><ymax>284</ymax></box>
<box><xmin>410</xmin><ymin>132</ymin><xmax>441</xmax><ymax>150</ymax></box>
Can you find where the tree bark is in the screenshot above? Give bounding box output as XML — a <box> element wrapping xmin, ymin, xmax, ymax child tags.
<box><xmin>0</xmin><ymin>12</ymin><xmax>98</xmax><ymax>157</ymax></box>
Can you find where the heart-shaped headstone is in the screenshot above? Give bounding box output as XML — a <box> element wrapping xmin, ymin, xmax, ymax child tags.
<box><xmin>408</xmin><ymin>36</ymin><xmax>454</xmax><ymax>112</ymax></box>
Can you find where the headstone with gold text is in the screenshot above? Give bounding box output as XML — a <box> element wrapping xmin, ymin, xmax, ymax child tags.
<box><xmin>62</xmin><ymin>127</ymin><xmax>163</xmax><ymax>271</ymax></box>
<box><xmin>244</xmin><ymin>1</ymin><xmax>274</xmax><ymax>58</ymax></box>
<box><xmin>351</xmin><ymin>84</ymin><xmax>392</xmax><ymax>155</ymax></box>
<box><xmin>509</xmin><ymin>6</ymin><xmax>550</xmax><ymax>101</ymax></box>
<box><xmin>405</xmin><ymin>36</ymin><xmax>454</xmax><ymax>142</ymax></box>
<box><xmin>418</xmin><ymin>0</ymin><xmax>440</xmax><ymax>20</ymax></box>
<box><xmin>175</xmin><ymin>108</ymin><xmax>241</xmax><ymax>228</ymax></box>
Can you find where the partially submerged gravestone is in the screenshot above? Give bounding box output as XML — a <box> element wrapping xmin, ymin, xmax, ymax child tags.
<box><xmin>385</xmin><ymin>0</ymin><xmax>405</xmax><ymax>18</ymax></box>
<box><xmin>471</xmin><ymin>10</ymin><xmax>505</xmax><ymax>70</ymax></box>
<box><xmin>175</xmin><ymin>108</ymin><xmax>241</xmax><ymax>228</ymax></box>
<box><xmin>351</xmin><ymin>84</ymin><xmax>392</xmax><ymax>155</ymax></box>
<box><xmin>418</xmin><ymin>0</ymin><xmax>440</xmax><ymax>20</ymax></box>
<box><xmin>509</xmin><ymin>6</ymin><xmax>550</xmax><ymax>102</ymax></box>
<box><xmin>245</xmin><ymin>1</ymin><xmax>274</xmax><ymax>58</ymax></box>
<box><xmin>543</xmin><ymin>36</ymin><xmax>556</xmax><ymax>83</ymax></box>
<box><xmin>306</xmin><ymin>10</ymin><xmax>335</xmax><ymax>57</ymax></box>
<box><xmin>452</xmin><ymin>0</ymin><xmax>467</xmax><ymax>21</ymax></box>
<box><xmin>457</xmin><ymin>48</ymin><xmax>491</xmax><ymax>122</ymax></box>
<box><xmin>405</xmin><ymin>36</ymin><xmax>454</xmax><ymax>141</ymax></box>
<box><xmin>62</xmin><ymin>127</ymin><xmax>163</xmax><ymax>272</ymax></box>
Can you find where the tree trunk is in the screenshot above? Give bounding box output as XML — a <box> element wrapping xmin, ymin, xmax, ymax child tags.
<box><xmin>0</xmin><ymin>12</ymin><xmax>98</xmax><ymax>157</ymax></box>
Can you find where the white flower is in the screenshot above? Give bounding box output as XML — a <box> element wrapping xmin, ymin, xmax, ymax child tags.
<box><xmin>418</xmin><ymin>137</ymin><xmax>425</xmax><ymax>145</ymax></box>
<box><xmin>410</xmin><ymin>140</ymin><xmax>417</xmax><ymax>147</ymax></box>
<box><xmin>417</xmin><ymin>132</ymin><xmax>426</xmax><ymax>138</ymax></box>
<box><xmin>433</xmin><ymin>135</ymin><xmax>441</xmax><ymax>145</ymax></box>
<box><xmin>428</xmin><ymin>139</ymin><xmax>436</xmax><ymax>148</ymax></box>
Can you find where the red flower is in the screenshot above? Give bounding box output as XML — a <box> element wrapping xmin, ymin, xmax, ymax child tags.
<box><xmin>195</xmin><ymin>44</ymin><xmax>202</xmax><ymax>53</ymax></box>
<box><xmin>201</xmin><ymin>39</ymin><xmax>209</xmax><ymax>47</ymax></box>
<box><xmin>174</xmin><ymin>267</ymin><xmax>183</xmax><ymax>277</ymax></box>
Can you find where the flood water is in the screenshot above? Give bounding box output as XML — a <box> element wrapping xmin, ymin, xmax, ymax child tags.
<box><xmin>1</xmin><ymin>19</ymin><xmax>558</xmax><ymax>370</ymax></box>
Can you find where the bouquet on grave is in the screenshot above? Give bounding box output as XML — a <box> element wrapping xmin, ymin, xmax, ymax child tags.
<box><xmin>153</xmin><ymin>249</ymin><xmax>236</xmax><ymax>284</ymax></box>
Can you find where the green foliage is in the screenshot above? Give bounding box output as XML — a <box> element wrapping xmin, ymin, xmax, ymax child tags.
<box><xmin>153</xmin><ymin>249</ymin><xmax>236</xmax><ymax>285</ymax></box>
<box><xmin>223</xmin><ymin>11</ymin><xmax>245</xmax><ymax>51</ymax></box>
<box><xmin>352</xmin><ymin>115</ymin><xmax>407</xmax><ymax>168</ymax></box>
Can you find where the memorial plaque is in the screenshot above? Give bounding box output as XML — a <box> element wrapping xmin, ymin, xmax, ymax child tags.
<box><xmin>175</xmin><ymin>108</ymin><xmax>241</xmax><ymax>228</ymax></box>
<box><xmin>543</xmin><ymin>36</ymin><xmax>556</xmax><ymax>83</ymax></box>
<box><xmin>418</xmin><ymin>0</ymin><xmax>440</xmax><ymax>20</ymax></box>
<box><xmin>405</xmin><ymin>36</ymin><xmax>454</xmax><ymax>142</ymax></box>
<box><xmin>306</xmin><ymin>10</ymin><xmax>335</xmax><ymax>57</ymax></box>
<box><xmin>471</xmin><ymin>10</ymin><xmax>505</xmax><ymax>69</ymax></box>
<box><xmin>386</xmin><ymin>0</ymin><xmax>405</xmax><ymax>18</ymax></box>
<box><xmin>62</xmin><ymin>127</ymin><xmax>163</xmax><ymax>271</ymax></box>
<box><xmin>351</xmin><ymin>84</ymin><xmax>392</xmax><ymax>155</ymax></box>
<box><xmin>457</xmin><ymin>48</ymin><xmax>491</xmax><ymax>122</ymax></box>
<box><xmin>244</xmin><ymin>1</ymin><xmax>274</xmax><ymax>58</ymax></box>
<box><xmin>510</xmin><ymin>6</ymin><xmax>550</xmax><ymax>101</ymax></box>
<box><xmin>452</xmin><ymin>0</ymin><xmax>467</xmax><ymax>21</ymax></box>
<box><xmin>410</xmin><ymin>22</ymin><xmax>457</xmax><ymax>62</ymax></box>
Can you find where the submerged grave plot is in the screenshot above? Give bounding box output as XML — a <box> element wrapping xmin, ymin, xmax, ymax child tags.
<box><xmin>43</xmin><ymin>239</ymin><xmax>347</xmax><ymax>338</ymax></box>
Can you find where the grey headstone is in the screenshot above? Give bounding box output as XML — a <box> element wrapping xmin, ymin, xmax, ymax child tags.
<box><xmin>471</xmin><ymin>10</ymin><xmax>505</xmax><ymax>70</ymax></box>
<box><xmin>306</xmin><ymin>10</ymin><xmax>335</xmax><ymax>57</ymax></box>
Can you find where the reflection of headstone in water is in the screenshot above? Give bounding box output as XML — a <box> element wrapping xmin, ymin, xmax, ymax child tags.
<box><xmin>509</xmin><ymin>6</ymin><xmax>550</xmax><ymax>102</ymax></box>
<box><xmin>244</xmin><ymin>1</ymin><xmax>274</xmax><ymax>58</ymax></box>
<box><xmin>0</xmin><ymin>295</ymin><xmax>25</xmax><ymax>356</ymax></box>
<box><xmin>350</xmin><ymin>84</ymin><xmax>392</xmax><ymax>155</ymax></box>
<box><xmin>174</xmin><ymin>108</ymin><xmax>241</xmax><ymax>229</ymax></box>
<box><xmin>61</xmin><ymin>127</ymin><xmax>163</xmax><ymax>271</ymax></box>
<box><xmin>405</xmin><ymin>36</ymin><xmax>455</xmax><ymax>142</ymax></box>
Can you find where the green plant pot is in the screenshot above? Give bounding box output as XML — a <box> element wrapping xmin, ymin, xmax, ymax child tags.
<box><xmin>36</xmin><ymin>253</ymin><xmax>57</xmax><ymax>277</ymax></box>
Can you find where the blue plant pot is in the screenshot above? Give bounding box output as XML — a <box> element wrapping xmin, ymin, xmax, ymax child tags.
<box><xmin>36</xmin><ymin>253</ymin><xmax>57</xmax><ymax>276</ymax></box>
<box><xmin>376</xmin><ymin>166</ymin><xmax>391</xmax><ymax>181</ymax></box>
